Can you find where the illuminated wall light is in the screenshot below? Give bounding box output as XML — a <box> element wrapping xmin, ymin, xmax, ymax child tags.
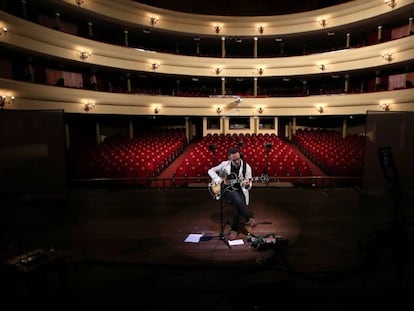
<box><xmin>317</xmin><ymin>64</ymin><xmax>326</xmax><ymax>71</ymax></box>
<box><xmin>75</xmin><ymin>0</ymin><xmax>86</xmax><ymax>6</ymax></box>
<box><xmin>79</xmin><ymin>50</ymin><xmax>91</xmax><ymax>60</ymax></box>
<box><xmin>151</xmin><ymin>63</ymin><xmax>160</xmax><ymax>70</ymax></box>
<box><xmin>379</xmin><ymin>102</ymin><xmax>390</xmax><ymax>111</ymax></box>
<box><xmin>384</xmin><ymin>0</ymin><xmax>396</xmax><ymax>8</ymax></box>
<box><xmin>257</xmin><ymin>26</ymin><xmax>264</xmax><ymax>34</ymax></box>
<box><xmin>0</xmin><ymin>26</ymin><xmax>7</xmax><ymax>36</ymax></box>
<box><xmin>0</xmin><ymin>95</ymin><xmax>15</xmax><ymax>108</ymax></box>
<box><xmin>214</xmin><ymin>25</ymin><xmax>222</xmax><ymax>34</ymax></box>
<box><xmin>216</xmin><ymin>107</ymin><xmax>222</xmax><ymax>114</ymax></box>
<box><xmin>83</xmin><ymin>102</ymin><xmax>95</xmax><ymax>112</ymax></box>
<box><xmin>149</xmin><ymin>16</ymin><xmax>159</xmax><ymax>26</ymax></box>
<box><xmin>315</xmin><ymin>104</ymin><xmax>325</xmax><ymax>113</ymax></box>
<box><xmin>257</xmin><ymin>107</ymin><xmax>263</xmax><ymax>114</ymax></box>
<box><xmin>257</xmin><ymin>68</ymin><xmax>264</xmax><ymax>75</ymax></box>
<box><xmin>318</xmin><ymin>18</ymin><xmax>327</xmax><ymax>27</ymax></box>
<box><xmin>382</xmin><ymin>52</ymin><xmax>393</xmax><ymax>62</ymax></box>
<box><xmin>154</xmin><ymin>106</ymin><xmax>161</xmax><ymax>114</ymax></box>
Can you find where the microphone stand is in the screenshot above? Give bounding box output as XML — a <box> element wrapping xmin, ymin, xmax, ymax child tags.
<box><xmin>212</xmin><ymin>182</ymin><xmax>231</xmax><ymax>249</ymax></box>
<box><xmin>265</xmin><ymin>143</ymin><xmax>272</xmax><ymax>185</ymax></box>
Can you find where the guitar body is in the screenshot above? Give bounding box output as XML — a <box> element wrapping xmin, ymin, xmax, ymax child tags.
<box><xmin>208</xmin><ymin>173</ymin><xmax>238</xmax><ymax>199</ymax></box>
<box><xmin>208</xmin><ymin>182</ymin><xmax>222</xmax><ymax>199</ymax></box>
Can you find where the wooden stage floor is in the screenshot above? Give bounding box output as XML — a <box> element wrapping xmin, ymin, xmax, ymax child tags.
<box><xmin>1</xmin><ymin>186</ymin><xmax>413</xmax><ymax>310</ymax></box>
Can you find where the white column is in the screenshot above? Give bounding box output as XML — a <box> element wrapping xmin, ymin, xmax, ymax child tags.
<box><xmin>274</xmin><ymin>117</ymin><xmax>279</xmax><ymax>136</ymax></box>
<box><xmin>185</xmin><ymin>117</ymin><xmax>190</xmax><ymax>143</ymax></box>
<box><xmin>253</xmin><ymin>37</ymin><xmax>258</xmax><ymax>58</ymax></box>
<box><xmin>221</xmin><ymin>77</ymin><xmax>226</xmax><ymax>95</ymax></box>
<box><xmin>345</xmin><ymin>74</ymin><xmax>350</xmax><ymax>93</ymax></box>
<box><xmin>254</xmin><ymin>78</ymin><xmax>258</xmax><ymax>96</ymax></box>
<box><xmin>342</xmin><ymin>119</ymin><xmax>347</xmax><ymax>138</ymax></box>
<box><xmin>88</xmin><ymin>22</ymin><xmax>93</xmax><ymax>37</ymax></box>
<box><xmin>292</xmin><ymin>117</ymin><xmax>296</xmax><ymax>135</ymax></box>
<box><xmin>124</xmin><ymin>30</ymin><xmax>129</xmax><ymax>47</ymax></box>
<box><xmin>126</xmin><ymin>73</ymin><xmax>131</xmax><ymax>93</ymax></box>
<box><xmin>221</xmin><ymin>37</ymin><xmax>226</xmax><ymax>58</ymax></box>
<box><xmin>220</xmin><ymin>117</ymin><xmax>225</xmax><ymax>135</ymax></box>
<box><xmin>55</xmin><ymin>12</ymin><xmax>60</xmax><ymax>29</ymax></box>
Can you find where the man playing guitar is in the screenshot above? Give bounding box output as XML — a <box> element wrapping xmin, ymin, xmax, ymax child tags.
<box><xmin>208</xmin><ymin>148</ymin><xmax>258</xmax><ymax>240</ymax></box>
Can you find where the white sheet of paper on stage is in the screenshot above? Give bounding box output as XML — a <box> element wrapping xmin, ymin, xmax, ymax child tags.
<box><xmin>228</xmin><ymin>239</ymin><xmax>244</xmax><ymax>246</ymax></box>
<box><xmin>184</xmin><ymin>233</ymin><xmax>204</xmax><ymax>243</ymax></box>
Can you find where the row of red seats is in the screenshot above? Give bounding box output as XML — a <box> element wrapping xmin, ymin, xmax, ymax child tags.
<box><xmin>292</xmin><ymin>129</ymin><xmax>364</xmax><ymax>177</ymax></box>
<box><xmin>72</xmin><ymin>129</ymin><xmax>187</xmax><ymax>180</ymax></box>
<box><xmin>173</xmin><ymin>133</ymin><xmax>315</xmax><ymax>186</ymax></box>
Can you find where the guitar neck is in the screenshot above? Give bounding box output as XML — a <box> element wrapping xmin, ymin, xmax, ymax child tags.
<box><xmin>232</xmin><ymin>176</ymin><xmax>265</xmax><ymax>183</ymax></box>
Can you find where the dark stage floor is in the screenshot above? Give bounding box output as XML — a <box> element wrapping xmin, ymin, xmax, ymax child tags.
<box><xmin>1</xmin><ymin>186</ymin><xmax>413</xmax><ymax>310</ymax></box>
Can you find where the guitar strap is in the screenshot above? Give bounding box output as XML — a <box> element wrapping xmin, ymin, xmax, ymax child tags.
<box><xmin>242</xmin><ymin>159</ymin><xmax>246</xmax><ymax>179</ymax></box>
